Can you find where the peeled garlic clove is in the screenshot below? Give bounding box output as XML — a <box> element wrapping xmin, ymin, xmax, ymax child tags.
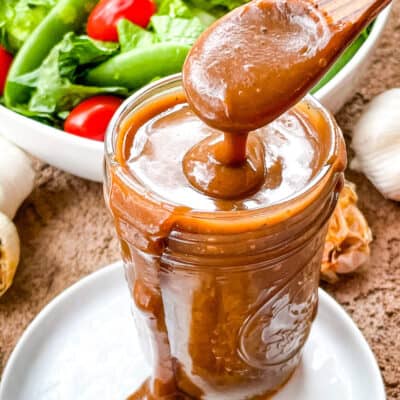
<box><xmin>0</xmin><ymin>135</ymin><xmax>35</xmax><ymax>219</ymax></box>
<box><xmin>0</xmin><ymin>211</ymin><xmax>20</xmax><ymax>296</ymax></box>
<box><xmin>351</xmin><ymin>89</ymin><xmax>400</xmax><ymax>201</ymax></box>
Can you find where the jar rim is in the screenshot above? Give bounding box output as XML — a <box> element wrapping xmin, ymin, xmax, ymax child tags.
<box><xmin>105</xmin><ymin>73</ymin><xmax>345</xmax><ymax>227</ymax></box>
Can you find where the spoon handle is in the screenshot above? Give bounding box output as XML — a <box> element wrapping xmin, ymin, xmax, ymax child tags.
<box><xmin>319</xmin><ymin>0</ymin><xmax>391</xmax><ymax>28</ymax></box>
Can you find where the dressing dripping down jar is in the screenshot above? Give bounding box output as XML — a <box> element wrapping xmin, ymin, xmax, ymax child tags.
<box><xmin>104</xmin><ymin>74</ymin><xmax>346</xmax><ymax>399</ymax></box>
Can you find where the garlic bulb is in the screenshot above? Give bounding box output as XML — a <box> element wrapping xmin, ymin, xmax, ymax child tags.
<box><xmin>0</xmin><ymin>135</ymin><xmax>35</xmax><ymax>219</ymax></box>
<box><xmin>0</xmin><ymin>135</ymin><xmax>35</xmax><ymax>296</ymax></box>
<box><xmin>351</xmin><ymin>89</ymin><xmax>400</xmax><ymax>201</ymax></box>
<box><xmin>0</xmin><ymin>212</ymin><xmax>20</xmax><ymax>297</ymax></box>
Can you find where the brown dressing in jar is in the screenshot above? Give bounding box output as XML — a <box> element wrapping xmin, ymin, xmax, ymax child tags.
<box><xmin>108</xmin><ymin>90</ymin><xmax>345</xmax><ymax>400</ymax></box>
<box><xmin>124</xmin><ymin>100</ymin><xmax>326</xmax><ymax>210</ymax></box>
<box><xmin>106</xmin><ymin>0</ymin><xmax>351</xmax><ymax>398</ymax></box>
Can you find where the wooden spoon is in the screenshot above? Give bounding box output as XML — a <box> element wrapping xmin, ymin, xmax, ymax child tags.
<box><xmin>183</xmin><ymin>0</ymin><xmax>391</xmax><ymax>134</ymax></box>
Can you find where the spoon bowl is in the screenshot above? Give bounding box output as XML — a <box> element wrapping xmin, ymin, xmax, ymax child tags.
<box><xmin>183</xmin><ymin>0</ymin><xmax>392</xmax><ymax>133</ymax></box>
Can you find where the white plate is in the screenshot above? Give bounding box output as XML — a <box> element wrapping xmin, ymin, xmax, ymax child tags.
<box><xmin>0</xmin><ymin>7</ymin><xmax>391</xmax><ymax>182</ymax></box>
<box><xmin>0</xmin><ymin>262</ymin><xmax>385</xmax><ymax>400</ymax></box>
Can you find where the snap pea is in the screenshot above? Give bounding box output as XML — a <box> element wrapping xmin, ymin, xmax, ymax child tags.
<box><xmin>85</xmin><ymin>43</ymin><xmax>191</xmax><ymax>90</ymax></box>
<box><xmin>5</xmin><ymin>0</ymin><xmax>97</xmax><ymax>108</ymax></box>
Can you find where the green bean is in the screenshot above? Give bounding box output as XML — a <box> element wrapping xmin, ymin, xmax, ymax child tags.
<box><xmin>5</xmin><ymin>0</ymin><xmax>97</xmax><ymax>108</ymax></box>
<box><xmin>85</xmin><ymin>43</ymin><xmax>191</xmax><ymax>90</ymax></box>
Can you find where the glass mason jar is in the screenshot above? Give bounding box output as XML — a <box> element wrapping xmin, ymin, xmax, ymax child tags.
<box><xmin>104</xmin><ymin>74</ymin><xmax>346</xmax><ymax>399</ymax></box>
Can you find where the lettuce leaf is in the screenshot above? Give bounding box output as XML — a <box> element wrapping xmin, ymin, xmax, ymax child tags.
<box><xmin>157</xmin><ymin>0</ymin><xmax>194</xmax><ymax>18</ymax></box>
<box><xmin>117</xmin><ymin>19</ymin><xmax>156</xmax><ymax>53</ymax></box>
<box><xmin>0</xmin><ymin>0</ymin><xmax>57</xmax><ymax>53</ymax></box>
<box><xmin>187</xmin><ymin>0</ymin><xmax>249</xmax><ymax>13</ymax></box>
<box><xmin>151</xmin><ymin>16</ymin><xmax>206</xmax><ymax>45</ymax></box>
<box><xmin>157</xmin><ymin>0</ymin><xmax>217</xmax><ymax>25</ymax></box>
<box><xmin>118</xmin><ymin>0</ymin><xmax>214</xmax><ymax>52</ymax></box>
<box><xmin>8</xmin><ymin>33</ymin><xmax>127</xmax><ymax>124</ymax></box>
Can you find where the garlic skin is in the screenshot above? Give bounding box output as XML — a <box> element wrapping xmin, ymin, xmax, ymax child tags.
<box><xmin>0</xmin><ymin>211</ymin><xmax>20</xmax><ymax>297</ymax></box>
<box><xmin>351</xmin><ymin>89</ymin><xmax>400</xmax><ymax>201</ymax></box>
<box><xmin>0</xmin><ymin>135</ymin><xmax>35</xmax><ymax>219</ymax></box>
<box><xmin>321</xmin><ymin>181</ymin><xmax>372</xmax><ymax>283</ymax></box>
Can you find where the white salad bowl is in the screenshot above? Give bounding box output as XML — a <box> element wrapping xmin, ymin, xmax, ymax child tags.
<box><xmin>0</xmin><ymin>7</ymin><xmax>391</xmax><ymax>182</ymax></box>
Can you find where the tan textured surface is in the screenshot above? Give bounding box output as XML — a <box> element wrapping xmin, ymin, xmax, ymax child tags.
<box><xmin>0</xmin><ymin>3</ymin><xmax>400</xmax><ymax>398</ymax></box>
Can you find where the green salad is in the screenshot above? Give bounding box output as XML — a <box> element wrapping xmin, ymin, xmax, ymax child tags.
<box><xmin>0</xmin><ymin>0</ymin><xmax>372</xmax><ymax>140</ymax></box>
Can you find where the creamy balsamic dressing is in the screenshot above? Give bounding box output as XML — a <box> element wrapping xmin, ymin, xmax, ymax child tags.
<box><xmin>127</xmin><ymin>103</ymin><xmax>320</xmax><ymax>211</ymax></box>
<box><xmin>107</xmin><ymin>0</ymin><xmax>350</xmax><ymax>398</ymax></box>
<box><xmin>109</xmin><ymin>90</ymin><xmax>344</xmax><ymax>400</ymax></box>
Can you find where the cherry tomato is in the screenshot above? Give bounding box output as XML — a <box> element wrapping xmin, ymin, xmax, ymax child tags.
<box><xmin>0</xmin><ymin>47</ymin><xmax>13</xmax><ymax>96</ymax></box>
<box><xmin>64</xmin><ymin>96</ymin><xmax>124</xmax><ymax>141</ymax></box>
<box><xmin>87</xmin><ymin>0</ymin><xmax>156</xmax><ymax>42</ymax></box>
